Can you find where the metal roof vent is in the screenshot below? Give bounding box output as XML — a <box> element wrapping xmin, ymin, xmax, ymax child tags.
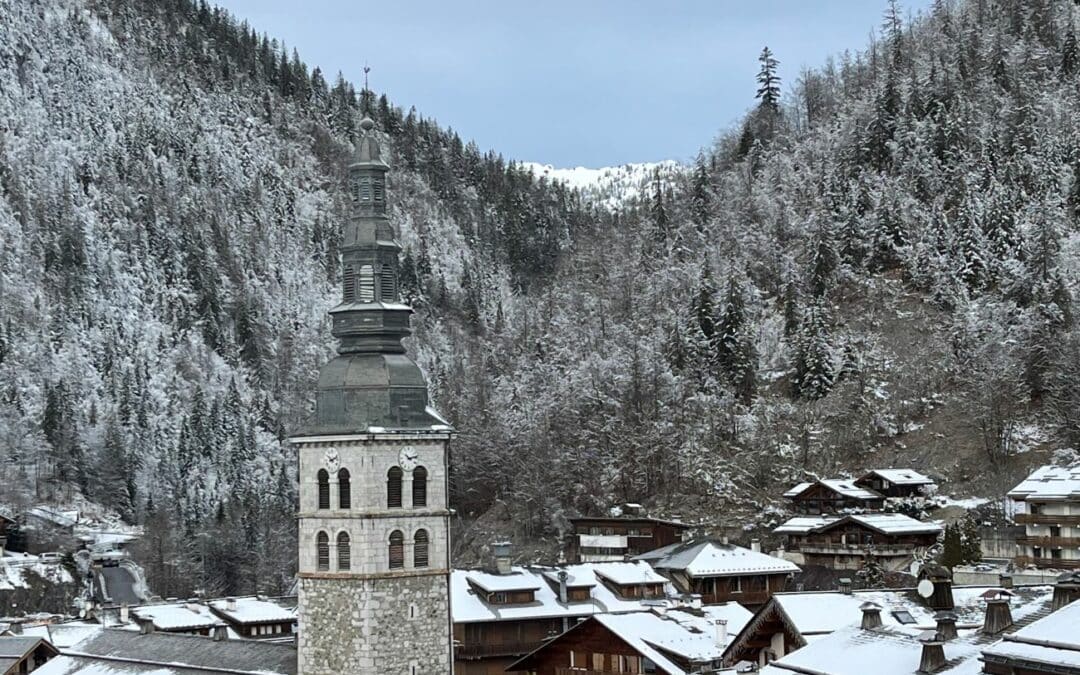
<box><xmin>860</xmin><ymin>602</ymin><xmax>883</xmax><ymax>630</ymax></box>
<box><xmin>983</xmin><ymin>597</ymin><xmax>1013</xmax><ymax>635</ymax></box>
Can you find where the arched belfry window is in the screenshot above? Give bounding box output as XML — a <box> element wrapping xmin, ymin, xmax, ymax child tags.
<box><xmin>316</xmin><ymin>531</ymin><xmax>330</xmax><ymax>571</ymax></box>
<box><xmin>414</xmin><ymin>529</ymin><xmax>430</xmax><ymax>568</ymax></box>
<box><xmin>338</xmin><ymin>468</ymin><xmax>351</xmax><ymax>509</ymax></box>
<box><xmin>412</xmin><ymin>466</ymin><xmax>428</xmax><ymax>508</ymax></box>
<box><xmin>358</xmin><ymin>265</ymin><xmax>375</xmax><ymax>303</ymax></box>
<box><xmin>337</xmin><ymin>531</ymin><xmax>351</xmax><ymax>571</ymax></box>
<box><xmin>389</xmin><ymin>530</ymin><xmax>405</xmax><ymax>569</ymax></box>
<box><xmin>387</xmin><ymin>467</ymin><xmax>403</xmax><ymax>508</ymax></box>
<box><xmin>317</xmin><ymin>469</ymin><xmax>330</xmax><ymax>510</ymax></box>
<box><xmin>379</xmin><ymin>268</ymin><xmax>395</xmax><ymax>302</ymax></box>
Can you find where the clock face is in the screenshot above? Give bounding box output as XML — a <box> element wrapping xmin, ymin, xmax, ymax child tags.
<box><xmin>398</xmin><ymin>446</ymin><xmax>419</xmax><ymax>472</ymax></box>
<box><xmin>323</xmin><ymin>449</ymin><xmax>340</xmax><ymax>471</ymax></box>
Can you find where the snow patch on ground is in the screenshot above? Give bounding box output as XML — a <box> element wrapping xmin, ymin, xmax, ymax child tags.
<box><xmin>519</xmin><ymin>161</ymin><xmax>684</xmax><ymax>210</ymax></box>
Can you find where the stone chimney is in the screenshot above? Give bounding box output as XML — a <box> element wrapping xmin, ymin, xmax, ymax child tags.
<box><xmin>998</xmin><ymin>573</ymin><xmax>1013</xmax><ymax>590</ymax></box>
<box><xmin>715</xmin><ymin>619</ymin><xmax>728</xmax><ymax>647</ymax></box>
<box><xmin>0</xmin><ymin>535</ymin><xmax>6</xmax><ymax>557</ymax></box>
<box><xmin>838</xmin><ymin>578</ymin><xmax>853</xmax><ymax>595</ymax></box>
<box><xmin>7</xmin><ymin>620</ymin><xmax>22</xmax><ymax>636</ymax></box>
<box><xmin>983</xmin><ymin>596</ymin><xmax>1013</xmax><ymax>635</ymax></box>
<box><xmin>1052</xmin><ymin>571</ymin><xmax>1080</xmax><ymax>611</ymax></box>
<box><xmin>859</xmin><ymin>602</ymin><xmax>882</xmax><ymax>629</ymax></box>
<box><xmin>119</xmin><ymin>603</ymin><xmax>129</xmax><ymax>624</ymax></box>
<box><xmin>922</xmin><ymin>564</ymin><xmax>954</xmax><ymax>610</ymax></box>
<box><xmin>750</xmin><ymin>539</ymin><xmax>761</xmax><ymax>553</ymax></box>
<box><xmin>917</xmin><ymin>630</ymin><xmax>946</xmax><ymax>673</ymax></box>
<box><xmin>213</xmin><ymin>624</ymin><xmax>228</xmax><ymax>641</ymax></box>
<box><xmin>934</xmin><ymin>611</ymin><xmax>958</xmax><ymax>641</ymax></box>
<box><xmin>557</xmin><ymin>570</ymin><xmax>568</xmax><ymax>604</ymax></box>
<box><xmin>493</xmin><ymin>541</ymin><xmax>513</xmax><ymax>575</ymax></box>
<box><xmin>226</xmin><ymin>597</ymin><xmax>237</xmax><ymax>612</ymax></box>
<box><xmin>137</xmin><ymin>617</ymin><xmax>155</xmax><ymax>635</ymax></box>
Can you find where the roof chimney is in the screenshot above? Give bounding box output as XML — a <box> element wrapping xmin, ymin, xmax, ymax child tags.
<box><xmin>213</xmin><ymin>624</ymin><xmax>228</xmax><ymax>641</ymax></box>
<box><xmin>922</xmin><ymin>565</ymin><xmax>954</xmax><ymax>610</ymax></box>
<box><xmin>838</xmin><ymin>578</ymin><xmax>853</xmax><ymax>595</ymax></box>
<box><xmin>493</xmin><ymin>541</ymin><xmax>513</xmax><ymax>575</ymax></box>
<box><xmin>860</xmin><ymin>602</ymin><xmax>883</xmax><ymax>630</ymax></box>
<box><xmin>1052</xmin><ymin>571</ymin><xmax>1080</xmax><ymax>611</ymax></box>
<box><xmin>715</xmin><ymin>619</ymin><xmax>728</xmax><ymax>647</ymax></box>
<box><xmin>934</xmin><ymin>611</ymin><xmax>958</xmax><ymax>641</ymax></box>
<box><xmin>750</xmin><ymin>539</ymin><xmax>761</xmax><ymax>553</ymax></box>
<box><xmin>0</xmin><ymin>535</ymin><xmax>6</xmax><ymax>557</ymax></box>
<box><xmin>983</xmin><ymin>597</ymin><xmax>1013</xmax><ymax>635</ymax></box>
<box><xmin>557</xmin><ymin>570</ymin><xmax>568</xmax><ymax>604</ymax></box>
<box><xmin>998</xmin><ymin>573</ymin><xmax>1013</xmax><ymax>590</ymax></box>
<box><xmin>7</xmin><ymin>620</ymin><xmax>22</xmax><ymax>636</ymax></box>
<box><xmin>226</xmin><ymin>597</ymin><xmax>237</xmax><ymax>612</ymax></box>
<box><xmin>917</xmin><ymin>630</ymin><xmax>947</xmax><ymax>673</ymax></box>
<box><xmin>137</xmin><ymin>617</ymin><xmax>155</xmax><ymax>635</ymax></box>
<box><xmin>119</xmin><ymin>603</ymin><xmax>129</xmax><ymax>625</ymax></box>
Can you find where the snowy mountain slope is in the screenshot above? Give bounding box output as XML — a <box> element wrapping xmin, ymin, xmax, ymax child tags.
<box><xmin>521</xmin><ymin>161</ymin><xmax>684</xmax><ymax>210</ymax></box>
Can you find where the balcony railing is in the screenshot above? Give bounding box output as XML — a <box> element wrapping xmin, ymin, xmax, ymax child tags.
<box><xmin>455</xmin><ymin>640</ymin><xmax>545</xmax><ymax>659</ymax></box>
<box><xmin>555</xmin><ymin>669</ymin><xmax>621</xmax><ymax>675</ymax></box>
<box><xmin>1014</xmin><ymin>556</ymin><xmax>1080</xmax><ymax>570</ymax></box>
<box><xmin>1017</xmin><ymin>536</ymin><xmax>1080</xmax><ymax>547</ymax></box>
<box><xmin>791</xmin><ymin>543</ymin><xmax>919</xmax><ymax>555</ymax></box>
<box><xmin>1014</xmin><ymin>514</ymin><xmax>1080</xmax><ymax>526</ymax></box>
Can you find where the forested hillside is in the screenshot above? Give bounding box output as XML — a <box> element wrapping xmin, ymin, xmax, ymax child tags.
<box><xmin>2</xmin><ymin>0</ymin><xmax>1079</xmax><ymax>592</ymax></box>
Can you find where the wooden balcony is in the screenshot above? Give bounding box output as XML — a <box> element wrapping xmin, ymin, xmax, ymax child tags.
<box><xmin>1014</xmin><ymin>513</ymin><xmax>1080</xmax><ymax>526</ymax></box>
<box><xmin>1017</xmin><ymin>536</ymin><xmax>1080</xmax><ymax>547</ymax></box>
<box><xmin>456</xmin><ymin>640</ymin><xmax>546</xmax><ymax>660</ymax></box>
<box><xmin>792</xmin><ymin>543</ymin><xmax>918</xmax><ymax>556</ymax></box>
<box><xmin>556</xmin><ymin>669</ymin><xmax>620</xmax><ymax>675</ymax></box>
<box><xmin>1014</xmin><ymin>556</ymin><xmax>1080</xmax><ymax>570</ymax></box>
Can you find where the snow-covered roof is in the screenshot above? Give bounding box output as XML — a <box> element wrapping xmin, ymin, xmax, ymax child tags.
<box><xmin>592</xmin><ymin>562</ymin><xmax>668</xmax><ymax>586</ymax></box>
<box><xmin>594</xmin><ymin>612</ymin><xmax>723</xmax><ymax>672</ymax></box>
<box><xmin>981</xmin><ymin>597</ymin><xmax>1080</xmax><ymax>671</ymax></box>
<box><xmin>129</xmin><ymin>604</ymin><xmax>219</xmax><ymax>631</ymax></box>
<box><xmin>208</xmin><ymin>597</ymin><xmax>296</xmax><ymax>625</ymax></box>
<box><xmin>783</xmin><ymin>479</ymin><xmax>882</xmax><ymax>500</ymax></box>
<box><xmin>22</xmin><ymin>622</ymin><xmax>103</xmax><ymax>649</ymax></box>
<box><xmin>464</xmin><ymin>570</ymin><xmax>544</xmax><ymax>594</ymax></box>
<box><xmin>665</xmin><ymin>604</ymin><xmax>754</xmax><ymax>648</ymax></box>
<box><xmin>25</xmin><ymin>507</ymin><xmax>78</xmax><ymax>528</ymax></box>
<box><xmin>639</xmin><ymin>540</ymin><xmax>800</xmax><ymax>578</ymax></box>
<box><xmin>772</xmin><ymin>513</ymin><xmax>941</xmax><ymax>536</ymax></box>
<box><xmin>863</xmin><ymin>469</ymin><xmax>936</xmax><ymax>486</ymax></box>
<box><xmin>751</xmin><ymin>586</ymin><xmax>1056</xmax><ymax>675</ymax></box>
<box><xmin>1007</xmin><ymin>464</ymin><xmax>1080</xmax><ymax>501</ymax></box>
<box><xmin>452</xmin><ymin>562</ymin><xmax>678</xmax><ymax>624</ymax></box>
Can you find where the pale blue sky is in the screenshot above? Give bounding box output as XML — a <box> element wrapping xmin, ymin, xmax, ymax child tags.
<box><xmin>213</xmin><ymin>0</ymin><xmax>934</xmax><ymax>167</ymax></box>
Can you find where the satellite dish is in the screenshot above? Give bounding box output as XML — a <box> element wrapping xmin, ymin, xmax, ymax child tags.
<box><xmin>917</xmin><ymin>579</ymin><xmax>935</xmax><ymax>598</ymax></box>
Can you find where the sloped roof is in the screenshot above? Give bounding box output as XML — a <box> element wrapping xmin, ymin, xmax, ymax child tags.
<box><xmin>35</xmin><ymin>629</ymin><xmax>296</xmax><ymax>674</ymax></box>
<box><xmin>639</xmin><ymin>540</ymin><xmax>800</xmax><ymax>577</ymax></box>
<box><xmin>1008</xmin><ymin>464</ymin><xmax>1080</xmax><ymax>501</ymax></box>
<box><xmin>207</xmin><ymin>597</ymin><xmax>295</xmax><ymax>626</ymax></box>
<box><xmin>783</xmin><ymin>479</ymin><xmax>882</xmax><ymax>501</ymax></box>
<box><xmin>862</xmin><ymin>469</ymin><xmax>936</xmax><ymax>486</ymax></box>
<box><xmin>981</xmin><ymin>598</ymin><xmax>1080</xmax><ymax>671</ymax></box>
<box><xmin>0</xmin><ymin>636</ymin><xmax>57</xmax><ymax>673</ymax></box>
<box><xmin>752</xmin><ymin>586</ymin><xmax>1056</xmax><ymax>675</ymax></box>
<box><xmin>452</xmin><ymin>562</ymin><xmax>679</xmax><ymax>624</ymax></box>
<box><xmin>772</xmin><ymin>513</ymin><xmax>941</xmax><ymax>536</ymax></box>
<box><xmin>130</xmin><ymin>604</ymin><xmax>219</xmax><ymax>631</ymax></box>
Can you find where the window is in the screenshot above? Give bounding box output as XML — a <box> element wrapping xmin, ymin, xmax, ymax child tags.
<box><xmin>412</xmin><ymin>466</ymin><xmax>428</xmax><ymax>507</ymax></box>
<box><xmin>358</xmin><ymin>265</ymin><xmax>375</xmax><ymax>302</ymax></box>
<box><xmin>358</xmin><ymin>177</ymin><xmax>372</xmax><ymax>202</ymax></box>
<box><xmin>387</xmin><ymin>466</ymin><xmax>403</xmax><ymax>508</ymax></box>
<box><xmin>337</xmin><ymin>531</ymin><xmax>351</xmax><ymax>570</ymax></box>
<box><xmin>343</xmin><ymin>265</ymin><xmax>355</xmax><ymax>302</ymax></box>
<box><xmin>389</xmin><ymin>530</ymin><xmax>405</xmax><ymax>569</ymax></box>
<box><xmin>316</xmin><ymin>531</ymin><xmax>329</xmax><ymax>571</ymax></box>
<box><xmin>414</xmin><ymin>529</ymin><xmax>430</xmax><ymax>568</ymax></box>
<box><xmin>373</xmin><ymin>178</ymin><xmax>384</xmax><ymax>202</ymax></box>
<box><xmin>317</xmin><ymin>469</ymin><xmax>330</xmax><ymax>510</ymax></box>
<box><xmin>338</xmin><ymin>468</ymin><xmax>351</xmax><ymax>509</ymax></box>
<box><xmin>348</xmin><ymin>175</ymin><xmax>360</xmax><ymax>204</ymax></box>
<box><xmin>731</xmin><ymin>577</ymin><xmax>742</xmax><ymax>593</ymax></box>
<box><xmin>379</xmin><ymin>269</ymin><xmax>395</xmax><ymax>302</ymax></box>
<box><xmin>1030</xmin><ymin>503</ymin><xmax>1042</xmax><ymax>515</ymax></box>
<box><xmin>892</xmin><ymin>611</ymin><xmax>916</xmax><ymax>625</ymax></box>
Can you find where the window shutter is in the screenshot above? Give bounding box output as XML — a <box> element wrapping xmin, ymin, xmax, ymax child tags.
<box><xmin>358</xmin><ymin>265</ymin><xmax>375</xmax><ymax>302</ymax></box>
<box><xmin>380</xmin><ymin>270</ymin><xmax>395</xmax><ymax>302</ymax></box>
<box><xmin>343</xmin><ymin>266</ymin><xmax>355</xmax><ymax>302</ymax></box>
<box><xmin>412</xmin><ymin>466</ymin><xmax>427</xmax><ymax>507</ymax></box>
<box><xmin>316</xmin><ymin>532</ymin><xmax>329</xmax><ymax>571</ymax></box>
<box><xmin>389</xmin><ymin>530</ymin><xmax>405</xmax><ymax>569</ymax></box>
<box><xmin>338</xmin><ymin>469</ymin><xmax>351</xmax><ymax>509</ymax></box>
<box><xmin>373</xmin><ymin>179</ymin><xmax>384</xmax><ymax>202</ymax></box>
<box><xmin>387</xmin><ymin>467</ymin><xmax>403</xmax><ymax>508</ymax></box>
<box><xmin>414</xmin><ymin>530</ymin><xmax>429</xmax><ymax>568</ymax></box>
<box><xmin>337</xmin><ymin>532</ymin><xmax>351</xmax><ymax>571</ymax></box>
<box><xmin>317</xmin><ymin>470</ymin><xmax>330</xmax><ymax>510</ymax></box>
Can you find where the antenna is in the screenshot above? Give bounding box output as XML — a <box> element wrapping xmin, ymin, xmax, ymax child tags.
<box><xmin>363</xmin><ymin>63</ymin><xmax>371</xmax><ymax>93</ymax></box>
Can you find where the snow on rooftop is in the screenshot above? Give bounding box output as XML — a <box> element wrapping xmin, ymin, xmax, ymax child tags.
<box><xmin>982</xmin><ymin>598</ymin><xmax>1080</xmax><ymax>669</ymax></box>
<box><xmin>452</xmin><ymin>563</ymin><xmax>678</xmax><ymax>624</ymax></box>
<box><xmin>464</xmin><ymin>570</ymin><xmax>544</xmax><ymax>594</ymax></box>
<box><xmin>208</xmin><ymin>597</ymin><xmax>295</xmax><ymax>625</ymax></box>
<box><xmin>130</xmin><ymin>604</ymin><xmax>218</xmax><ymax>630</ymax></box>
<box><xmin>645</xmin><ymin>540</ymin><xmax>800</xmax><ymax>577</ymax></box>
<box><xmin>866</xmin><ymin>469</ymin><xmax>935</xmax><ymax>485</ymax></box>
<box><xmin>1008</xmin><ymin>464</ymin><xmax>1080</xmax><ymax>500</ymax></box>
<box><xmin>772</xmin><ymin>513</ymin><xmax>941</xmax><ymax>536</ymax></box>
<box><xmin>594</xmin><ymin>611</ymin><xmax>723</xmax><ymax>673</ymax></box>
<box><xmin>666</xmin><ymin>604</ymin><xmax>754</xmax><ymax>648</ymax></box>
<box><xmin>591</xmin><ymin>562</ymin><xmax>667</xmax><ymax>586</ymax></box>
<box><xmin>782</xmin><ymin>479</ymin><xmax>881</xmax><ymax>500</ymax></box>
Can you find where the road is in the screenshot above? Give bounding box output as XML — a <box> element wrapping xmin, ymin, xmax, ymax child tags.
<box><xmin>99</xmin><ymin>565</ymin><xmax>142</xmax><ymax>605</ymax></box>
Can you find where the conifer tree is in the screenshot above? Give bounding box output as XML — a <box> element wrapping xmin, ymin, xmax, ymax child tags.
<box><xmin>756</xmin><ymin>46</ymin><xmax>781</xmax><ymax>112</ymax></box>
<box><xmin>794</xmin><ymin>300</ymin><xmax>835</xmax><ymax>401</ymax></box>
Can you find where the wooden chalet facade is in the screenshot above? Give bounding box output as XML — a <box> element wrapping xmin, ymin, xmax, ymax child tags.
<box><xmin>0</xmin><ymin>637</ymin><xmax>59</xmax><ymax>675</ymax></box>
<box><xmin>854</xmin><ymin>469</ymin><xmax>936</xmax><ymax>499</ymax></box>
<box><xmin>1008</xmin><ymin>465</ymin><xmax>1080</xmax><ymax>570</ymax></box>
<box><xmin>568</xmin><ymin>516</ymin><xmax>690</xmax><ymax>563</ymax></box>
<box><xmin>783</xmin><ymin>480</ymin><xmax>884</xmax><ymax>515</ymax></box>
<box><xmin>773</xmin><ymin>513</ymin><xmax>941</xmax><ymax>572</ymax></box>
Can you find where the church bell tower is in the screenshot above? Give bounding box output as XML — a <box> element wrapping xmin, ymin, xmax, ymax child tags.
<box><xmin>292</xmin><ymin>113</ymin><xmax>454</xmax><ymax>674</ymax></box>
